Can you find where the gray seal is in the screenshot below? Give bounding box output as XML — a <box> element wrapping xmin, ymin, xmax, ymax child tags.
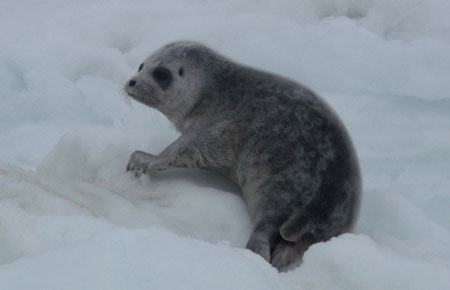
<box><xmin>124</xmin><ymin>41</ymin><xmax>362</xmax><ymax>270</ymax></box>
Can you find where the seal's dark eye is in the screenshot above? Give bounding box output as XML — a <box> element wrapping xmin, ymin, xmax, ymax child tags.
<box><xmin>138</xmin><ymin>63</ymin><xmax>143</xmax><ymax>72</ymax></box>
<box><xmin>178</xmin><ymin>67</ymin><xmax>184</xmax><ymax>77</ymax></box>
<box><xmin>152</xmin><ymin>67</ymin><xmax>173</xmax><ymax>90</ymax></box>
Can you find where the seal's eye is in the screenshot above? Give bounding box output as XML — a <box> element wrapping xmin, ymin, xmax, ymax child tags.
<box><xmin>178</xmin><ymin>67</ymin><xmax>184</xmax><ymax>77</ymax></box>
<box><xmin>152</xmin><ymin>67</ymin><xmax>173</xmax><ymax>90</ymax></box>
<box><xmin>138</xmin><ymin>63</ymin><xmax>143</xmax><ymax>72</ymax></box>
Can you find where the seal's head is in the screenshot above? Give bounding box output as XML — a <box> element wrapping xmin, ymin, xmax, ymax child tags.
<box><xmin>125</xmin><ymin>41</ymin><xmax>218</xmax><ymax>130</ymax></box>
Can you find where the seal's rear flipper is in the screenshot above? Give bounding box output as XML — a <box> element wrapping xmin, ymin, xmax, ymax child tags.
<box><xmin>279</xmin><ymin>213</ymin><xmax>311</xmax><ymax>242</ymax></box>
<box><xmin>246</xmin><ymin>223</ymin><xmax>279</xmax><ymax>262</ymax></box>
<box><xmin>270</xmin><ymin>234</ymin><xmax>317</xmax><ymax>271</ymax></box>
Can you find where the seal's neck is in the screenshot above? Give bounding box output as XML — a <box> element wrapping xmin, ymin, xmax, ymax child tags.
<box><xmin>164</xmin><ymin>109</ymin><xmax>188</xmax><ymax>132</ymax></box>
<box><xmin>159</xmin><ymin>94</ymin><xmax>205</xmax><ymax>133</ymax></box>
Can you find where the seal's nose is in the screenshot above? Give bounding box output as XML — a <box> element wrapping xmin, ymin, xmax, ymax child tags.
<box><xmin>129</xmin><ymin>79</ymin><xmax>136</xmax><ymax>87</ymax></box>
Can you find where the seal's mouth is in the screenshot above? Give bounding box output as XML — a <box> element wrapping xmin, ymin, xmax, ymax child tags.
<box><xmin>125</xmin><ymin>89</ymin><xmax>137</xmax><ymax>99</ymax></box>
<box><xmin>124</xmin><ymin>85</ymin><xmax>159</xmax><ymax>107</ymax></box>
<box><xmin>124</xmin><ymin>85</ymin><xmax>143</xmax><ymax>103</ymax></box>
<box><xmin>124</xmin><ymin>85</ymin><xmax>135</xmax><ymax>97</ymax></box>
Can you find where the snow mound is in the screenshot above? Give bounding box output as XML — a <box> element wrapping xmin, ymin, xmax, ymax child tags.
<box><xmin>0</xmin><ymin>129</ymin><xmax>250</xmax><ymax>265</ymax></box>
<box><xmin>286</xmin><ymin>234</ymin><xmax>450</xmax><ymax>290</ymax></box>
<box><xmin>0</xmin><ymin>227</ymin><xmax>285</xmax><ymax>290</ymax></box>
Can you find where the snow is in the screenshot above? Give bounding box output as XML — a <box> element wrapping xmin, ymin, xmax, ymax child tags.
<box><xmin>0</xmin><ymin>227</ymin><xmax>284</xmax><ymax>290</ymax></box>
<box><xmin>1</xmin><ymin>0</ymin><xmax>450</xmax><ymax>289</ymax></box>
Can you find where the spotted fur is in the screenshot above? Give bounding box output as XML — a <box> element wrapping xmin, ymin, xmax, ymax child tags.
<box><xmin>125</xmin><ymin>41</ymin><xmax>362</xmax><ymax>270</ymax></box>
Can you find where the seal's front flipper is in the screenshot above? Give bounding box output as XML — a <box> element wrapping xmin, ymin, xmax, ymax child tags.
<box><xmin>126</xmin><ymin>150</ymin><xmax>160</xmax><ymax>175</ymax></box>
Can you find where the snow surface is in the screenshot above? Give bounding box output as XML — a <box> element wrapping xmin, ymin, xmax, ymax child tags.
<box><xmin>1</xmin><ymin>0</ymin><xmax>450</xmax><ymax>289</ymax></box>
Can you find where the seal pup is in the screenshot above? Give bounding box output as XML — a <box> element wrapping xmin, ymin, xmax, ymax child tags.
<box><xmin>124</xmin><ymin>41</ymin><xmax>362</xmax><ymax>270</ymax></box>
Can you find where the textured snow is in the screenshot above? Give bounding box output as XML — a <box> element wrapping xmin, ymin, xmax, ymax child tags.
<box><xmin>1</xmin><ymin>0</ymin><xmax>450</xmax><ymax>289</ymax></box>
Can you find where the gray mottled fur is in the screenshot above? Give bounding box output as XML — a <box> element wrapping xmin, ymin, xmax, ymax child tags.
<box><xmin>125</xmin><ymin>41</ymin><xmax>362</xmax><ymax>271</ymax></box>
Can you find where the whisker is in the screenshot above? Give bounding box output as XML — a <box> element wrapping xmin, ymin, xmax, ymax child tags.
<box><xmin>118</xmin><ymin>83</ymin><xmax>132</xmax><ymax>106</ymax></box>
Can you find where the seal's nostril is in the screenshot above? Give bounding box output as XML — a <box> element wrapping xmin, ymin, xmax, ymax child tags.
<box><xmin>129</xmin><ymin>80</ymin><xmax>136</xmax><ymax>87</ymax></box>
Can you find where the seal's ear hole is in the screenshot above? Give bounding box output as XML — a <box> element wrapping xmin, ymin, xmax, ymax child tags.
<box><xmin>152</xmin><ymin>67</ymin><xmax>173</xmax><ymax>90</ymax></box>
<box><xmin>178</xmin><ymin>67</ymin><xmax>184</xmax><ymax>77</ymax></box>
<box><xmin>138</xmin><ymin>63</ymin><xmax>144</xmax><ymax>72</ymax></box>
